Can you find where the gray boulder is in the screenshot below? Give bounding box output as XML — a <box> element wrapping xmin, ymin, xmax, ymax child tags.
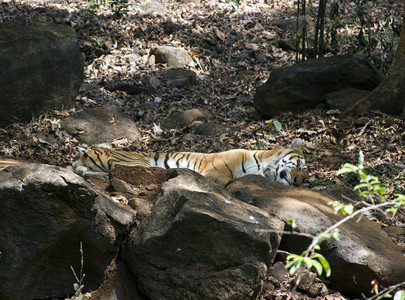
<box><xmin>0</xmin><ymin>163</ymin><xmax>135</xmax><ymax>299</ymax></box>
<box><xmin>326</xmin><ymin>87</ymin><xmax>371</xmax><ymax>110</ymax></box>
<box><xmin>162</xmin><ymin>68</ymin><xmax>196</xmax><ymax>88</ymax></box>
<box><xmin>61</xmin><ymin>104</ymin><xmax>142</xmax><ymax>145</ymax></box>
<box><xmin>0</xmin><ymin>22</ymin><xmax>84</xmax><ymax>127</ymax></box>
<box><xmin>122</xmin><ymin>169</ymin><xmax>284</xmax><ymax>299</ymax></box>
<box><xmin>253</xmin><ymin>54</ymin><xmax>380</xmax><ymax>118</ymax></box>
<box><xmin>227</xmin><ymin>176</ymin><xmax>405</xmax><ymax>297</ymax></box>
<box><xmin>161</xmin><ymin>108</ymin><xmax>214</xmax><ymax>129</ymax></box>
<box><xmin>151</xmin><ymin>46</ymin><xmax>195</xmax><ymax>68</ymax></box>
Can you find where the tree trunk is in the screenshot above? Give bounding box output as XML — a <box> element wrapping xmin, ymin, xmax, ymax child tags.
<box><xmin>344</xmin><ymin>4</ymin><xmax>405</xmax><ymax>118</ymax></box>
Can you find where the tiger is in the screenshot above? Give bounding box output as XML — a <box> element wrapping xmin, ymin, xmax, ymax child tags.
<box><xmin>71</xmin><ymin>138</ymin><xmax>308</xmax><ymax>186</ymax></box>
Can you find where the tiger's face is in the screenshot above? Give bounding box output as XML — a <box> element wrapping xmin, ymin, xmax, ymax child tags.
<box><xmin>263</xmin><ymin>151</ymin><xmax>308</xmax><ymax>186</ymax></box>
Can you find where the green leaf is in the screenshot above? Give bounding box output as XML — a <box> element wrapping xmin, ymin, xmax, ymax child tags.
<box><xmin>343</xmin><ymin>204</ymin><xmax>354</xmax><ymax>215</ymax></box>
<box><xmin>303</xmin><ymin>257</ymin><xmax>314</xmax><ymax>269</ymax></box>
<box><xmin>378</xmin><ymin>187</ymin><xmax>387</xmax><ymax>195</ymax></box>
<box><xmin>312</xmin><ymin>253</ymin><xmax>331</xmax><ymax>277</ymax></box>
<box><xmin>286</xmin><ymin>254</ymin><xmax>303</xmax><ymax>276</ymax></box>
<box><xmin>394</xmin><ymin>290</ymin><xmax>405</xmax><ymax>300</ymax></box>
<box><xmin>287</xmin><ymin>259</ymin><xmax>302</xmax><ymax>276</ymax></box>
<box><xmin>287</xmin><ymin>218</ymin><xmax>296</xmax><ymax>230</ymax></box>
<box><xmin>335</xmin><ymin>169</ymin><xmax>348</xmax><ymax>175</ymax></box>
<box><xmin>332</xmin><ymin>229</ymin><xmax>341</xmax><ymax>241</ymax></box>
<box><xmin>285</xmin><ymin>255</ymin><xmax>300</xmax><ymax>268</ymax></box>
<box><xmin>386</xmin><ymin>207</ymin><xmax>398</xmax><ymax>215</ymax></box>
<box><xmin>73</xmin><ymin>283</ymin><xmax>79</xmax><ymax>291</ymax></box>
<box><xmin>311</xmin><ymin>259</ymin><xmax>324</xmax><ymax>276</ymax></box>
<box><xmin>354</xmin><ymin>183</ymin><xmax>370</xmax><ymax>190</ymax></box>
<box><xmin>358</xmin><ymin>150</ymin><xmax>364</xmax><ymax>167</ymax></box>
<box><xmin>273</xmin><ymin>120</ymin><xmax>282</xmax><ymax>131</ymax></box>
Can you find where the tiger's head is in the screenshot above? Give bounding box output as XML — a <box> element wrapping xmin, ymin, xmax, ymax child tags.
<box><xmin>262</xmin><ymin>138</ymin><xmax>308</xmax><ymax>186</ymax></box>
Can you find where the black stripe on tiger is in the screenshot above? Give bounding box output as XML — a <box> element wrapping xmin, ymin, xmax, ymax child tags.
<box><xmin>154</xmin><ymin>152</ymin><xmax>159</xmax><ymax>166</ymax></box>
<box><xmin>223</xmin><ymin>161</ymin><xmax>233</xmax><ymax>178</ymax></box>
<box><xmin>186</xmin><ymin>153</ymin><xmax>192</xmax><ymax>169</ymax></box>
<box><xmin>164</xmin><ymin>153</ymin><xmax>170</xmax><ymax>169</ymax></box>
<box><xmin>85</xmin><ymin>151</ymin><xmax>107</xmax><ymax>172</ymax></box>
<box><xmin>273</xmin><ymin>150</ymin><xmax>294</xmax><ymax>166</ymax></box>
<box><xmin>176</xmin><ymin>154</ymin><xmax>185</xmax><ymax>168</ymax></box>
<box><xmin>211</xmin><ymin>158</ymin><xmax>218</xmax><ymax>171</ymax></box>
<box><xmin>241</xmin><ymin>152</ymin><xmax>246</xmax><ymax>173</ymax></box>
<box><xmin>253</xmin><ymin>152</ymin><xmax>260</xmax><ymax>170</ymax></box>
<box><xmin>197</xmin><ymin>155</ymin><xmax>204</xmax><ymax>171</ymax></box>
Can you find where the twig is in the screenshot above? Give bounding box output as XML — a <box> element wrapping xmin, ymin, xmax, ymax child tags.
<box><xmin>366</xmin><ymin>280</ymin><xmax>405</xmax><ymax>300</ymax></box>
<box><xmin>358</xmin><ymin>120</ymin><xmax>372</xmax><ymax>136</ymax></box>
<box><xmin>304</xmin><ymin>200</ymin><xmax>398</xmax><ymax>255</ymax></box>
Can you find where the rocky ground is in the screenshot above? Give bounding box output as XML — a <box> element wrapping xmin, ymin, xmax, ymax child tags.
<box><xmin>0</xmin><ymin>0</ymin><xmax>404</xmax><ymax>298</ymax></box>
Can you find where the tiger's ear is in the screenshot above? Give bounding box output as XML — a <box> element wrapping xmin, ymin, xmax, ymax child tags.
<box><xmin>290</xmin><ymin>138</ymin><xmax>304</xmax><ymax>150</ymax></box>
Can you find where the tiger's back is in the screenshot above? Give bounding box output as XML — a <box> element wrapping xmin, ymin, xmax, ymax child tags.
<box><xmin>72</xmin><ymin>138</ymin><xmax>308</xmax><ymax>186</ymax></box>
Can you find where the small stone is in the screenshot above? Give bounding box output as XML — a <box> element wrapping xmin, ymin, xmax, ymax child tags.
<box><xmin>146</xmin><ymin>54</ymin><xmax>155</xmax><ymax>66</ymax></box>
<box><xmin>142</xmin><ymin>74</ymin><xmax>161</xmax><ymax>90</ymax></box>
<box><xmin>294</xmin><ymin>268</ymin><xmax>317</xmax><ymax>292</ymax></box>
<box><xmin>128</xmin><ymin>197</ymin><xmax>151</xmax><ymax>219</ymax></box>
<box><xmin>110</xmin><ymin>178</ymin><xmax>137</xmax><ymax>197</ymax></box>
<box><xmin>354</xmin><ymin>116</ymin><xmax>370</xmax><ymax>126</ymax></box>
<box><xmin>151</xmin><ymin>46</ymin><xmax>195</xmax><ymax>68</ymax></box>
<box><xmin>161</xmin><ymin>109</ymin><xmax>214</xmax><ymax>130</ymax></box>
<box><xmin>308</xmin><ymin>282</ymin><xmax>329</xmax><ymax>297</ymax></box>
<box><xmin>269</xmin><ymin>261</ymin><xmax>289</xmax><ymax>283</ymax></box>
<box><xmin>194</xmin><ymin>121</ymin><xmax>227</xmax><ymax>137</ymax></box>
<box><xmin>162</xmin><ymin>68</ymin><xmax>196</xmax><ymax>88</ymax></box>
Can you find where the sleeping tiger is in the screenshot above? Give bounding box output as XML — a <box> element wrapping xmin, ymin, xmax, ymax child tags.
<box><xmin>71</xmin><ymin>138</ymin><xmax>308</xmax><ymax>186</ymax></box>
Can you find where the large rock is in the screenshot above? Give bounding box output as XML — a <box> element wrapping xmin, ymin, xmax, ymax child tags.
<box><xmin>61</xmin><ymin>104</ymin><xmax>142</xmax><ymax>145</ymax></box>
<box><xmin>0</xmin><ymin>22</ymin><xmax>84</xmax><ymax>127</ymax></box>
<box><xmin>227</xmin><ymin>176</ymin><xmax>405</xmax><ymax>297</ymax></box>
<box><xmin>0</xmin><ymin>163</ymin><xmax>135</xmax><ymax>299</ymax></box>
<box><xmin>253</xmin><ymin>54</ymin><xmax>380</xmax><ymax>118</ymax></box>
<box><xmin>122</xmin><ymin>169</ymin><xmax>284</xmax><ymax>299</ymax></box>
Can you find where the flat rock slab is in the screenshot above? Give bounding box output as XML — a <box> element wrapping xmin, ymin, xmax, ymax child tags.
<box><xmin>61</xmin><ymin>104</ymin><xmax>142</xmax><ymax>145</ymax></box>
<box><xmin>227</xmin><ymin>175</ymin><xmax>405</xmax><ymax>298</ymax></box>
<box><xmin>0</xmin><ymin>22</ymin><xmax>83</xmax><ymax>127</ymax></box>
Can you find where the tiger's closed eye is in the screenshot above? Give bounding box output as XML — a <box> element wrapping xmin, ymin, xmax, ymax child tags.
<box><xmin>280</xmin><ymin>170</ymin><xmax>287</xmax><ymax>179</ymax></box>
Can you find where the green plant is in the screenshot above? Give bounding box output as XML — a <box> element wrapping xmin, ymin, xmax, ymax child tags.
<box><xmin>86</xmin><ymin>0</ymin><xmax>128</xmax><ymax>18</ymax></box>
<box><xmin>285</xmin><ymin>151</ymin><xmax>405</xmax><ymax>298</ymax></box>
<box><xmin>110</xmin><ymin>0</ymin><xmax>129</xmax><ymax>18</ymax></box>
<box><xmin>86</xmin><ymin>0</ymin><xmax>108</xmax><ymax>10</ymax></box>
<box><xmin>267</xmin><ymin>119</ymin><xmax>282</xmax><ymax>137</ymax></box>
<box><xmin>70</xmin><ymin>242</ymin><xmax>85</xmax><ymax>300</ymax></box>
